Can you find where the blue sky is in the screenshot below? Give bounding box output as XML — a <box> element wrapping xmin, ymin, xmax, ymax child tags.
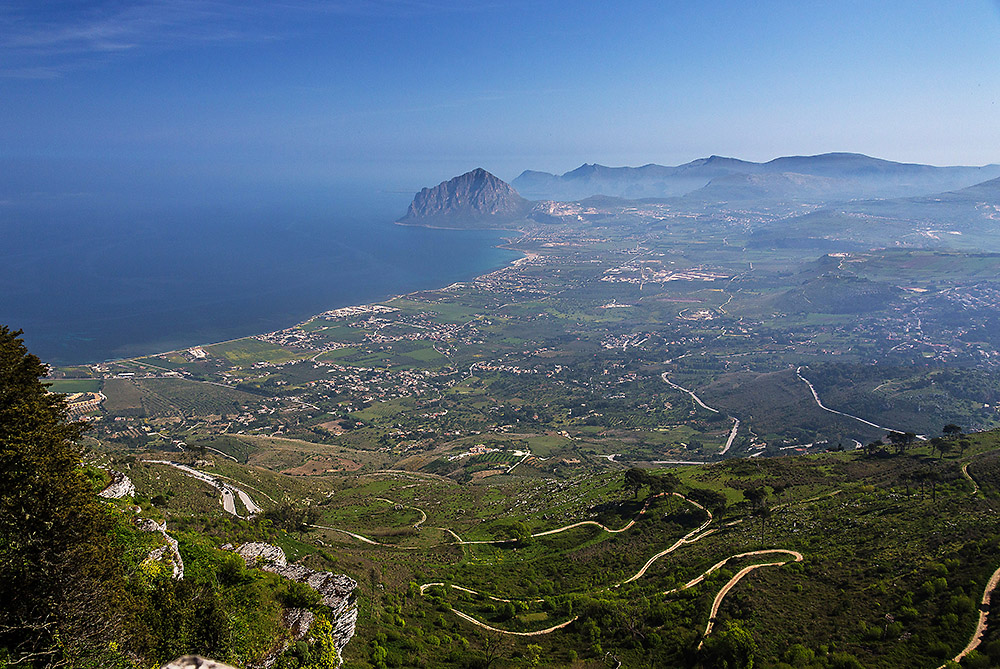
<box><xmin>3</xmin><ymin>0</ymin><xmax>1000</xmax><ymax>197</ymax></box>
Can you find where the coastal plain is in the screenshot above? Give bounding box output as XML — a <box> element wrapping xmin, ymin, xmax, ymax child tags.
<box><xmin>51</xmin><ymin>169</ymin><xmax>1000</xmax><ymax>668</ymax></box>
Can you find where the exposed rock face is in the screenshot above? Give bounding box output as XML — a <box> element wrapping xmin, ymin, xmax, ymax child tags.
<box><xmin>234</xmin><ymin>543</ymin><xmax>357</xmax><ymax>663</ymax></box>
<box><xmin>136</xmin><ymin>518</ymin><xmax>184</xmax><ymax>579</ymax></box>
<box><xmin>399</xmin><ymin>168</ymin><xmax>530</xmax><ymax>225</ymax></box>
<box><xmin>161</xmin><ymin>657</ymin><xmax>237</xmax><ymax>669</ymax></box>
<box><xmin>234</xmin><ymin>542</ymin><xmax>287</xmax><ymax>567</ymax></box>
<box><xmin>99</xmin><ymin>469</ymin><xmax>135</xmax><ymax>499</ymax></box>
<box><xmin>283</xmin><ymin>607</ymin><xmax>316</xmax><ymax>640</ymax></box>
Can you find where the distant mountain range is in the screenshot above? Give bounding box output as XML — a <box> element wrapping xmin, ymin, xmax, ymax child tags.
<box><xmin>398</xmin><ymin>156</ymin><xmax>1000</xmax><ymax>230</ymax></box>
<box><xmin>748</xmin><ymin>167</ymin><xmax>1000</xmax><ymax>251</ymax></box>
<box><xmin>511</xmin><ymin>153</ymin><xmax>1000</xmax><ymax>202</ymax></box>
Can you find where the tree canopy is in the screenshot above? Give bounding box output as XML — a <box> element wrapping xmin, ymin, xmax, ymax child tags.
<box><xmin>0</xmin><ymin>326</ymin><xmax>125</xmax><ymax>667</ymax></box>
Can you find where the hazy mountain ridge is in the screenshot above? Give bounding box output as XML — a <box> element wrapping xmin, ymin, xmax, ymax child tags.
<box><xmin>749</xmin><ymin>171</ymin><xmax>1000</xmax><ymax>251</ymax></box>
<box><xmin>513</xmin><ymin>153</ymin><xmax>1000</xmax><ymax>202</ymax></box>
<box><xmin>399</xmin><ymin>157</ymin><xmax>1000</xmax><ymax>241</ymax></box>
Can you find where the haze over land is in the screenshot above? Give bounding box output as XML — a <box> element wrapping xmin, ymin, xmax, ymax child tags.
<box><xmin>34</xmin><ymin>154</ymin><xmax>1000</xmax><ymax>668</ymax></box>
<box><xmin>9</xmin><ymin>2</ymin><xmax>1000</xmax><ymax>669</ymax></box>
<box><xmin>4</xmin><ymin>1</ymin><xmax>1000</xmax><ymax>197</ymax></box>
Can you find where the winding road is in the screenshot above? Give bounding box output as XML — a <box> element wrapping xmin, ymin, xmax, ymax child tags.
<box><xmin>375</xmin><ymin>497</ymin><xmax>427</xmax><ymax>529</ymax></box>
<box><xmin>661</xmin><ymin>372</ymin><xmax>740</xmax><ymax>455</ymax></box>
<box><xmin>143</xmin><ymin>460</ymin><xmax>262</xmax><ymax>517</ymax></box>
<box><xmin>319</xmin><ymin>488</ymin><xmax>802</xmax><ymax>643</ymax></box>
<box><xmin>796</xmin><ymin>366</ymin><xmax>926</xmax><ymax>440</ymax></box>
<box><xmin>961</xmin><ymin>462</ymin><xmax>981</xmax><ymax>495</ymax></box>
<box><xmin>618</xmin><ymin>495</ymin><xmax>714</xmax><ymax>585</ymax></box>
<box><xmin>411</xmin><ymin>491</ymin><xmax>801</xmax><ymax>641</ymax></box>
<box><xmin>698</xmin><ymin>550</ymin><xmax>804</xmax><ymax>649</ymax></box>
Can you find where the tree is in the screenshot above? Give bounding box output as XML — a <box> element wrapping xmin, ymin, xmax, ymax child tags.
<box><xmin>755</xmin><ymin>504</ymin><xmax>772</xmax><ymax>545</ymax></box>
<box><xmin>743</xmin><ymin>486</ymin><xmax>767</xmax><ymax>510</ymax></box>
<box><xmin>263</xmin><ymin>502</ymin><xmax>320</xmax><ymax>532</ymax></box>
<box><xmin>927</xmin><ymin>469</ymin><xmax>941</xmax><ymax>502</ymax></box>
<box><xmin>701</xmin><ymin>620</ymin><xmax>757</xmax><ymax>669</ymax></box>
<box><xmin>625</xmin><ymin>468</ymin><xmax>651</xmax><ymax>498</ymax></box>
<box><xmin>477</xmin><ymin>627</ymin><xmax>509</xmax><ymax>669</ymax></box>
<box><xmin>937</xmin><ymin>440</ymin><xmax>953</xmax><ymax>460</ymax></box>
<box><xmin>650</xmin><ymin>472</ymin><xmax>679</xmax><ymax>495</ymax></box>
<box><xmin>887</xmin><ymin>431</ymin><xmax>916</xmax><ymax>455</ymax></box>
<box><xmin>0</xmin><ymin>326</ymin><xmax>126</xmax><ymax>666</ymax></box>
<box><xmin>943</xmin><ymin>424</ymin><xmax>963</xmax><ymax>439</ymax></box>
<box><xmin>303</xmin><ymin>616</ymin><xmax>340</xmax><ymax>669</ymax></box>
<box><xmin>687</xmin><ymin>488</ymin><xmax>728</xmax><ymax>515</ymax></box>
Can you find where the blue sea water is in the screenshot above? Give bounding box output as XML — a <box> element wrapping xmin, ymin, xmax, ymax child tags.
<box><xmin>0</xmin><ymin>186</ymin><xmax>519</xmax><ymax>365</ymax></box>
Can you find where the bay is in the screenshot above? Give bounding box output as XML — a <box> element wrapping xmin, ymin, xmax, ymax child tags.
<box><xmin>0</xmin><ymin>186</ymin><xmax>520</xmax><ymax>365</ymax></box>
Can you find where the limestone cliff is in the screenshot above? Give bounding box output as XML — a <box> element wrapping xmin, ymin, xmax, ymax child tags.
<box><xmin>234</xmin><ymin>543</ymin><xmax>357</xmax><ymax>663</ymax></box>
<box><xmin>398</xmin><ymin>168</ymin><xmax>530</xmax><ymax>226</ymax></box>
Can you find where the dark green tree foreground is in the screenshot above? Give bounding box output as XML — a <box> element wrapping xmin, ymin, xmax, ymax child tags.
<box><xmin>0</xmin><ymin>326</ymin><xmax>125</xmax><ymax>666</ymax></box>
<box><xmin>0</xmin><ymin>327</ymin><xmax>335</xmax><ymax>669</ymax></box>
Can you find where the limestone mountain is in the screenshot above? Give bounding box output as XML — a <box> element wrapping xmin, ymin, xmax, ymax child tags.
<box><xmin>399</xmin><ymin>168</ymin><xmax>531</xmax><ymax>226</ymax></box>
<box><xmin>512</xmin><ymin>153</ymin><xmax>1000</xmax><ymax>202</ymax></box>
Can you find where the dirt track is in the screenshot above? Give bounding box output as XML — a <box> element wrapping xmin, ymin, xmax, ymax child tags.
<box><xmin>939</xmin><ymin>564</ymin><xmax>1000</xmax><ymax>668</ymax></box>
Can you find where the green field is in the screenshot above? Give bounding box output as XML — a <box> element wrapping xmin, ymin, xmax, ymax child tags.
<box><xmin>46</xmin><ymin>378</ymin><xmax>102</xmax><ymax>393</ymax></box>
<box><xmin>207</xmin><ymin>338</ymin><xmax>303</xmax><ymax>364</ymax></box>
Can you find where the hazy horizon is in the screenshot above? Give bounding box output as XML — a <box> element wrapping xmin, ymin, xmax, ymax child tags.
<box><xmin>3</xmin><ymin>1</ymin><xmax>1000</xmax><ymax>205</ymax></box>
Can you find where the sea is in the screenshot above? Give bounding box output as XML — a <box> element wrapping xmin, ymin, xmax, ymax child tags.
<box><xmin>0</xmin><ymin>184</ymin><xmax>520</xmax><ymax>366</ymax></box>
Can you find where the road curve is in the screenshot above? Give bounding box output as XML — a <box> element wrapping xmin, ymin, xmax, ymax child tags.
<box><xmin>698</xmin><ymin>550</ymin><xmax>804</xmax><ymax>648</ymax></box>
<box><xmin>664</xmin><ymin>549</ymin><xmax>803</xmax><ymax>595</ymax></box>
<box><xmin>796</xmin><ymin>366</ymin><xmax>925</xmax><ymax>440</ymax></box>
<box><xmin>143</xmin><ymin>460</ymin><xmax>261</xmax><ymax>518</ymax></box>
<box><xmin>721</xmin><ymin>417</ymin><xmax>740</xmax><ymax>456</ymax></box>
<box><xmin>375</xmin><ymin>497</ymin><xmax>428</xmax><ymax>529</ymax></box>
<box><xmin>961</xmin><ymin>462</ymin><xmax>981</xmax><ymax>495</ymax></box>
<box><xmin>309</xmin><ymin>523</ymin><xmax>423</xmax><ymax>550</ymax></box>
<box><xmin>419</xmin><ymin>582</ymin><xmax>542</xmax><ymax>604</ymax></box>
<box><xmin>617</xmin><ymin>494</ymin><xmax>713</xmax><ymax>585</ymax></box>
<box><xmin>661</xmin><ymin>372</ymin><xmax>720</xmax><ymax>413</ymax></box>
<box><xmin>419</xmin><ymin>582</ymin><xmax>576</xmax><ymax>636</ymax></box>
<box><xmin>796</xmin><ymin>367</ymin><xmax>888</xmax><ymax>431</ymax></box>
<box><xmin>939</xmin><ymin>564</ymin><xmax>1000</xmax><ymax>668</ymax></box>
<box><xmin>662</xmin><ymin>372</ymin><xmax>740</xmax><ymax>455</ymax></box>
<box><xmin>451</xmin><ymin>609</ymin><xmax>578</xmax><ymax>637</ymax></box>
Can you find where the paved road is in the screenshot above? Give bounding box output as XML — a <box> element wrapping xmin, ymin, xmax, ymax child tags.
<box><xmin>662</xmin><ymin>372</ymin><xmax>740</xmax><ymax>455</ymax></box>
<box><xmin>221</xmin><ymin>488</ymin><xmax>236</xmax><ymax>514</ymax></box>
<box><xmin>143</xmin><ymin>460</ymin><xmax>262</xmax><ymax>518</ymax></box>
<box><xmin>796</xmin><ymin>366</ymin><xmax>926</xmax><ymax>440</ymax></box>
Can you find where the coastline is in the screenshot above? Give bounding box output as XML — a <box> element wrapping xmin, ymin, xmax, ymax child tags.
<box><xmin>82</xmin><ymin>227</ymin><xmax>531</xmax><ymax>369</ymax></box>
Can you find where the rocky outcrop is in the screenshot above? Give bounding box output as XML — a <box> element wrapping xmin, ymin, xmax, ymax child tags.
<box><xmin>161</xmin><ymin>657</ymin><xmax>237</xmax><ymax>669</ymax></box>
<box><xmin>399</xmin><ymin>168</ymin><xmax>530</xmax><ymax>226</ymax></box>
<box><xmin>282</xmin><ymin>607</ymin><xmax>316</xmax><ymax>640</ymax></box>
<box><xmin>234</xmin><ymin>543</ymin><xmax>357</xmax><ymax>662</ymax></box>
<box><xmin>136</xmin><ymin>518</ymin><xmax>184</xmax><ymax>579</ymax></box>
<box><xmin>99</xmin><ymin>469</ymin><xmax>135</xmax><ymax>499</ymax></box>
<box><xmin>234</xmin><ymin>542</ymin><xmax>287</xmax><ymax>567</ymax></box>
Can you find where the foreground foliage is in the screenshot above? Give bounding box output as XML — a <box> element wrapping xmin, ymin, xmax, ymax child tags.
<box><xmin>0</xmin><ymin>328</ymin><xmax>334</xmax><ymax>669</ymax></box>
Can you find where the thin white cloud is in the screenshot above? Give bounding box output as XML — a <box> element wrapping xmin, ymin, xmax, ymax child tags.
<box><xmin>0</xmin><ymin>0</ymin><xmax>504</xmax><ymax>78</ymax></box>
<box><xmin>0</xmin><ymin>1</ymin><xmax>257</xmax><ymax>77</ymax></box>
